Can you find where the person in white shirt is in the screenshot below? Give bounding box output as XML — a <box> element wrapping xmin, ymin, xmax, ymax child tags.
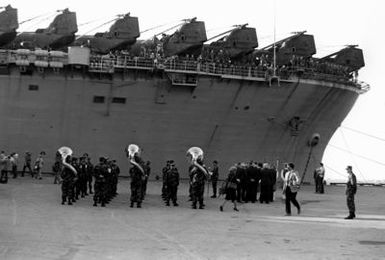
<box><xmin>283</xmin><ymin>163</ymin><xmax>301</xmax><ymax>216</ymax></box>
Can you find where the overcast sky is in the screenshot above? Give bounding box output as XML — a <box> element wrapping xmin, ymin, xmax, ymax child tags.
<box><xmin>7</xmin><ymin>0</ymin><xmax>385</xmax><ymax>181</ymax></box>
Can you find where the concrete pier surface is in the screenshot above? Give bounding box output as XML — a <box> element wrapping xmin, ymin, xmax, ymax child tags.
<box><xmin>1</xmin><ymin>177</ymin><xmax>384</xmax><ymax>260</ymax></box>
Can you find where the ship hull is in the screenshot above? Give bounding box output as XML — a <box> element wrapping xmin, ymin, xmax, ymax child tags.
<box><xmin>0</xmin><ymin>68</ymin><xmax>358</xmax><ymax>181</ymax></box>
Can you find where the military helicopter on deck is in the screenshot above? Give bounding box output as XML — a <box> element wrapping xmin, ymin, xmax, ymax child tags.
<box><xmin>128</xmin><ymin>17</ymin><xmax>206</xmax><ymax>58</ymax></box>
<box><xmin>0</xmin><ymin>5</ymin><xmax>18</xmax><ymax>47</ymax></box>
<box><xmin>8</xmin><ymin>8</ymin><xmax>77</xmax><ymax>50</ymax></box>
<box><xmin>255</xmin><ymin>31</ymin><xmax>316</xmax><ymax>65</ymax></box>
<box><xmin>320</xmin><ymin>45</ymin><xmax>365</xmax><ymax>73</ymax></box>
<box><xmin>161</xmin><ymin>17</ymin><xmax>207</xmax><ymax>57</ymax></box>
<box><xmin>202</xmin><ymin>24</ymin><xmax>258</xmax><ymax>60</ymax></box>
<box><xmin>72</xmin><ymin>13</ymin><xmax>140</xmax><ymax>54</ymax></box>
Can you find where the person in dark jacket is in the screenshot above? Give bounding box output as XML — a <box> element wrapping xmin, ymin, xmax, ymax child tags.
<box><xmin>142</xmin><ymin>160</ymin><xmax>151</xmax><ymax>200</ymax></box>
<box><xmin>235</xmin><ymin>163</ymin><xmax>246</xmax><ymax>202</ymax></box>
<box><xmin>345</xmin><ymin>165</ymin><xmax>357</xmax><ymax>219</ymax></box>
<box><xmin>165</xmin><ymin>161</ymin><xmax>179</xmax><ymax>206</ymax></box>
<box><xmin>129</xmin><ymin>155</ymin><xmax>145</xmax><ymax>208</ymax></box>
<box><xmin>210</xmin><ymin>160</ymin><xmax>219</xmax><ymax>198</ymax></box>
<box><xmin>190</xmin><ymin>158</ymin><xmax>208</xmax><ymax>209</ymax></box>
<box><xmin>245</xmin><ymin>162</ymin><xmax>260</xmax><ymax>203</ymax></box>
<box><xmin>61</xmin><ymin>156</ymin><xmax>76</xmax><ymax>205</ymax></box>
<box><xmin>220</xmin><ymin>166</ymin><xmax>239</xmax><ymax>212</ymax></box>
<box><xmin>161</xmin><ymin>161</ymin><xmax>171</xmax><ymax>202</ymax></box>
<box><xmin>259</xmin><ymin>163</ymin><xmax>273</xmax><ymax>203</ymax></box>
<box><xmin>93</xmin><ymin>157</ymin><xmax>108</xmax><ymax>207</ymax></box>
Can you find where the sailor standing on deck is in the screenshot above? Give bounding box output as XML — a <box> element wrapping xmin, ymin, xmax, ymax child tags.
<box><xmin>345</xmin><ymin>166</ymin><xmax>357</xmax><ymax>219</ymax></box>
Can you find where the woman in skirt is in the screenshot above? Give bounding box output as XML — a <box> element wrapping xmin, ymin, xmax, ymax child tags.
<box><xmin>220</xmin><ymin>166</ymin><xmax>239</xmax><ymax>212</ymax></box>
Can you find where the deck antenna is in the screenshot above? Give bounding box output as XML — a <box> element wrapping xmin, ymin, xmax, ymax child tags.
<box><xmin>273</xmin><ymin>0</ymin><xmax>277</xmax><ymax>77</ymax></box>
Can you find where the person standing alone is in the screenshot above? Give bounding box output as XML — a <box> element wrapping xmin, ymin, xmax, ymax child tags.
<box><xmin>345</xmin><ymin>165</ymin><xmax>357</xmax><ymax>219</ymax></box>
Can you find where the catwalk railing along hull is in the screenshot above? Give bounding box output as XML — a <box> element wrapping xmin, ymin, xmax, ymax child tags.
<box><xmin>0</xmin><ymin>64</ymin><xmax>361</xmax><ymax>182</ymax></box>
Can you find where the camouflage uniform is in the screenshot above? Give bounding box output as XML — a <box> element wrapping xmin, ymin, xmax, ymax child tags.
<box><xmin>93</xmin><ymin>159</ymin><xmax>108</xmax><ymax>207</ymax></box>
<box><xmin>78</xmin><ymin>158</ymin><xmax>88</xmax><ymax>197</ymax></box>
<box><xmin>86</xmin><ymin>158</ymin><xmax>94</xmax><ymax>194</ymax></box>
<box><xmin>61</xmin><ymin>164</ymin><xmax>75</xmax><ymax>205</ymax></box>
<box><xmin>129</xmin><ymin>156</ymin><xmax>145</xmax><ymax>208</ymax></box>
<box><xmin>190</xmin><ymin>162</ymin><xmax>207</xmax><ymax>209</ymax></box>
<box><xmin>165</xmin><ymin>165</ymin><xmax>179</xmax><ymax>206</ymax></box>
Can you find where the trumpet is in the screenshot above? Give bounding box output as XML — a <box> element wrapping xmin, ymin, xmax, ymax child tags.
<box><xmin>57</xmin><ymin>146</ymin><xmax>77</xmax><ymax>175</ymax></box>
<box><xmin>126</xmin><ymin>144</ymin><xmax>144</xmax><ymax>174</ymax></box>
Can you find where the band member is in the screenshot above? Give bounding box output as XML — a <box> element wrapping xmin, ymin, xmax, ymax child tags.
<box><xmin>86</xmin><ymin>157</ymin><xmax>94</xmax><ymax>194</ymax></box>
<box><xmin>57</xmin><ymin>147</ymin><xmax>77</xmax><ymax>206</ymax></box>
<box><xmin>210</xmin><ymin>160</ymin><xmax>219</xmax><ymax>198</ymax></box>
<box><xmin>345</xmin><ymin>166</ymin><xmax>357</xmax><ymax>219</ymax></box>
<box><xmin>78</xmin><ymin>157</ymin><xmax>89</xmax><ymax>197</ymax></box>
<box><xmin>61</xmin><ymin>154</ymin><xmax>76</xmax><ymax>205</ymax></box>
<box><xmin>129</xmin><ymin>154</ymin><xmax>145</xmax><ymax>208</ymax></box>
<box><xmin>142</xmin><ymin>160</ymin><xmax>151</xmax><ymax>200</ymax></box>
<box><xmin>165</xmin><ymin>161</ymin><xmax>179</xmax><ymax>206</ymax></box>
<box><xmin>284</xmin><ymin>163</ymin><xmax>301</xmax><ymax>216</ymax></box>
<box><xmin>111</xmin><ymin>160</ymin><xmax>120</xmax><ymax>198</ymax></box>
<box><xmin>52</xmin><ymin>153</ymin><xmax>62</xmax><ymax>184</ymax></box>
<box><xmin>93</xmin><ymin>157</ymin><xmax>108</xmax><ymax>207</ymax></box>
<box><xmin>190</xmin><ymin>157</ymin><xmax>208</xmax><ymax>209</ymax></box>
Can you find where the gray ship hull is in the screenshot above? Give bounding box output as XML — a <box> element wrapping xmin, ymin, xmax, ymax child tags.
<box><xmin>0</xmin><ymin>68</ymin><xmax>359</xmax><ymax>181</ymax></box>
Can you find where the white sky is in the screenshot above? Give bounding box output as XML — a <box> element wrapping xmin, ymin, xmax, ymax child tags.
<box><xmin>6</xmin><ymin>0</ymin><xmax>385</xmax><ymax>181</ymax></box>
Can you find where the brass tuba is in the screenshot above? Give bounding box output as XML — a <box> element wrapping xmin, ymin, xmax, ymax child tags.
<box><xmin>186</xmin><ymin>147</ymin><xmax>204</xmax><ymax>164</ymax></box>
<box><xmin>186</xmin><ymin>146</ymin><xmax>210</xmax><ymax>176</ymax></box>
<box><xmin>57</xmin><ymin>146</ymin><xmax>77</xmax><ymax>175</ymax></box>
<box><xmin>126</xmin><ymin>144</ymin><xmax>144</xmax><ymax>174</ymax></box>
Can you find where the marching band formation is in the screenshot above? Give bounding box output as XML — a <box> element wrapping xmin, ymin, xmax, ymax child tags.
<box><xmin>0</xmin><ymin>145</ymin><xmax>357</xmax><ymax>219</ymax></box>
<box><xmin>51</xmin><ymin>144</ymin><xmax>296</xmax><ymax>213</ymax></box>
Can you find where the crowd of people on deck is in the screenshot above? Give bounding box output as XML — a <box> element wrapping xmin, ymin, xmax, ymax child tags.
<box><xmin>92</xmin><ymin>42</ymin><xmax>358</xmax><ymax>84</ymax></box>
